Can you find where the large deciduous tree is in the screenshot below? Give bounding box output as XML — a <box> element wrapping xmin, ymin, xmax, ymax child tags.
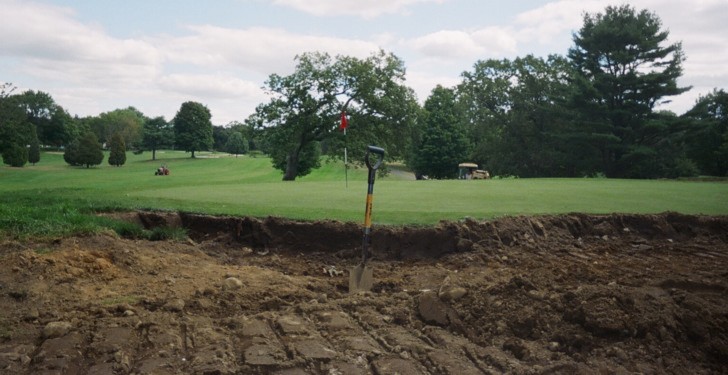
<box><xmin>173</xmin><ymin>101</ymin><xmax>213</xmax><ymax>158</ymax></box>
<box><xmin>568</xmin><ymin>5</ymin><xmax>689</xmax><ymax>177</ymax></box>
<box><xmin>411</xmin><ymin>85</ymin><xmax>469</xmax><ymax>179</ymax></box>
<box><xmin>225</xmin><ymin>131</ymin><xmax>248</xmax><ymax>157</ymax></box>
<box><xmin>459</xmin><ymin>55</ymin><xmax>583</xmax><ymax>177</ymax></box>
<box><xmin>251</xmin><ymin>50</ymin><xmax>419</xmax><ymax>180</ymax></box>
<box><xmin>16</xmin><ymin>90</ymin><xmax>56</xmax><ymax>145</ymax></box>
<box><xmin>90</xmin><ymin>107</ymin><xmax>144</xmax><ymax>147</ymax></box>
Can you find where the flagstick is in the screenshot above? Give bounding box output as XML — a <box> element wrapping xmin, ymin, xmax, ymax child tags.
<box><xmin>344</xmin><ymin>127</ymin><xmax>348</xmax><ymax>188</ymax></box>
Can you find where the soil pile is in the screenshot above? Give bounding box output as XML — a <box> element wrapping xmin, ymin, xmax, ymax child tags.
<box><xmin>0</xmin><ymin>212</ymin><xmax>726</xmax><ymax>374</ymax></box>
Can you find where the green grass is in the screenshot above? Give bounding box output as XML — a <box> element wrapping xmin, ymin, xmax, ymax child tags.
<box><xmin>1</xmin><ymin>150</ymin><xmax>727</xmax><ymax>239</ymax></box>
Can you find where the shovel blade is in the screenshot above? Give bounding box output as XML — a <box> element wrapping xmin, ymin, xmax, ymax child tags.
<box><xmin>349</xmin><ymin>264</ymin><xmax>373</xmax><ymax>293</ymax></box>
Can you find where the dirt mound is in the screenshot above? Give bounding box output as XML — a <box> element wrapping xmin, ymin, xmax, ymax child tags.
<box><xmin>0</xmin><ymin>213</ymin><xmax>726</xmax><ymax>374</ymax></box>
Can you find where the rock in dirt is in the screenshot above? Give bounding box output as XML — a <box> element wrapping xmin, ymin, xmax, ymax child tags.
<box><xmin>163</xmin><ymin>298</ymin><xmax>185</xmax><ymax>312</ymax></box>
<box><xmin>42</xmin><ymin>321</ymin><xmax>73</xmax><ymax>339</ymax></box>
<box><xmin>417</xmin><ymin>291</ymin><xmax>462</xmax><ymax>327</ymax></box>
<box><xmin>223</xmin><ymin>277</ymin><xmax>243</xmax><ymax>290</ymax></box>
<box><xmin>438</xmin><ymin>285</ymin><xmax>468</xmax><ymax>301</ymax></box>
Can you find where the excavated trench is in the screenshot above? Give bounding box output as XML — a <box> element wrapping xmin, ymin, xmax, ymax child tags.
<box><xmin>139</xmin><ymin>210</ymin><xmax>728</xmax><ymax>259</ymax></box>
<box><xmin>0</xmin><ymin>212</ymin><xmax>726</xmax><ymax>374</ymax></box>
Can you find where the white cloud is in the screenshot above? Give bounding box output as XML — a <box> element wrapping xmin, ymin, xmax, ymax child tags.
<box><xmin>633</xmin><ymin>0</ymin><xmax>728</xmax><ymax>109</ymax></box>
<box><xmin>411</xmin><ymin>30</ymin><xmax>483</xmax><ymax>59</ymax></box>
<box><xmin>273</xmin><ymin>0</ymin><xmax>447</xmax><ymax>18</ymax></box>
<box><xmin>405</xmin><ymin>69</ymin><xmax>461</xmax><ymax>101</ymax></box>
<box><xmin>158</xmin><ymin>25</ymin><xmax>381</xmax><ymax>76</ymax></box>
<box><xmin>410</xmin><ymin>27</ymin><xmax>518</xmax><ymax>62</ymax></box>
<box><xmin>0</xmin><ymin>0</ymin><xmax>160</xmax><ymax>71</ymax></box>
<box><xmin>158</xmin><ymin>74</ymin><xmax>263</xmax><ymax>100</ymax></box>
<box><xmin>513</xmin><ymin>0</ymin><xmax>604</xmax><ymax>45</ymax></box>
<box><xmin>508</xmin><ymin>0</ymin><xmax>728</xmax><ymax>113</ymax></box>
<box><xmin>471</xmin><ymin>27</ymin><xmax>519</xmax><ymax>57</ymax></box>
<box><xmin>1</xmin><ymin>0</ymin><xmax>726</xmax><ymax>121</ymax></box>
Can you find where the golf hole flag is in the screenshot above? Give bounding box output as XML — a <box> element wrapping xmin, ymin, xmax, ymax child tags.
<box><xmin>341</xmin><ymin>110</ymin><xmax>349</xmax><ymax>187</ymax></box>
<box><xmin>340</xmin><ymin>111</ymin><xmax>348</xmax><ymax>131</ymax></box>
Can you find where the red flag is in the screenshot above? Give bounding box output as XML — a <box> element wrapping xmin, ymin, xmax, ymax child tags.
<box><xmin>340</xmin><ymin>111</ymin><xmax>348</xmax><ymax>131</ymax></box>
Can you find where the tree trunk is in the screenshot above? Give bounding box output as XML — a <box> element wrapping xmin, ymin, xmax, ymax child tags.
<box><xmin>191</xmin><ymin>150</ymin><xmax>196</xmax><ymax>158</ymax></box>
<box><xmin>152</xmin><ymin>149</ymin><xmax>156</xmax><ymax>161</ymax></box>
<box><xmin>283</xmin><ymin>152</ymin><xmax>298</xmax><ymax>181</ymax></box>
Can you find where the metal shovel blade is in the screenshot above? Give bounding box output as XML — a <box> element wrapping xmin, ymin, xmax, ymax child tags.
<box><xmin>349</xmin><ymin>263</ymin><xmax>373</xmax><ymax>293</ymax></box>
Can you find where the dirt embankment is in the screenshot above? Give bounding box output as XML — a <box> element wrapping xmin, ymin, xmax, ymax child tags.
<box><xmin>0</xmin><ymin>212</ymin><xmax>726</xmax><ymax>374</ymax></box>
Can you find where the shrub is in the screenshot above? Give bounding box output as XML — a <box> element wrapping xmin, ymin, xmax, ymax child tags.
<box><xmin>64</xmin><ymin>139</ymin><xmax>81</xmax><ymax>166</ymax></box>
<box><xmin>76</xmin><ymin>132</ymin><xmax>104</xmax><ymax>168</ymax></box>
<box><xmin>2</xmin><ymin>143</ymin><xmax>28</xmax><ymax>167</ymax></box>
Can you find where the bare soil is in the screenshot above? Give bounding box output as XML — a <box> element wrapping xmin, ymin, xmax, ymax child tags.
<box><xmin>0</xmin><ymin>212</ymin><xmax>726</xmax><ymax>374</ymax></box>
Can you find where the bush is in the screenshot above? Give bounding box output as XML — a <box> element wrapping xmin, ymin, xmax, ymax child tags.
<box><xmin>668</xmin><ymin>158</ymin><xmax>700</xmax><ymax>178</ymax></box>
<box><xmin>2</xmin><ymin>143</ymin><xmax>28</xmax><ymax>167</ymax></box>
<box><xmin>65</xmin><ymin>133</ymin><xmax>104</xmax><ymax>168</ymax></box>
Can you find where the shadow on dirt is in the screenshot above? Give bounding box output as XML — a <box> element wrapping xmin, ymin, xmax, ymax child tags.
<box><xmin>136</xmin><ymin>211</ymin><xmax>728</xmax><ymax>259</ymax></box>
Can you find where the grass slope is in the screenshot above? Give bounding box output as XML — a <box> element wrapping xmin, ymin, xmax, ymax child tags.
<box><xmin>1</xmin><ymin>150</ymin><xmax>726</xmax><ymax>238</ymax></box>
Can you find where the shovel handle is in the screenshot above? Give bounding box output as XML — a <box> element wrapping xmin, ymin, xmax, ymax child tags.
<box><xmin>362</xmin><ymin>145</ymin><xmax>384</xmax><ymax>264</ymax></box>
<box><xmin>365</xmin><ymin>146</ymin><xmax>384</xmax><ymax>171</ymax></box>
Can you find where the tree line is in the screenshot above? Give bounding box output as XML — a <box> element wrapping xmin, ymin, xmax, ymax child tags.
<box><xmin>1</xmin><ymin>5</ymin><xmax>726</xmax><ymax>178</ymax></box>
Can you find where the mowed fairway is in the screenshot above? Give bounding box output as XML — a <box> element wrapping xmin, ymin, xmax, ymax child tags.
<box><xmin>1</xmin><ymin>151</ymin><xmax>727</xmax><ymax>225</ymax></box>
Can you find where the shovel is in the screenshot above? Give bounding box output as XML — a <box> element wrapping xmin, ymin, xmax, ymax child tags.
<box><xmin>349</xmin><ymin>145</ymin><xmax>385</xmax><ymax>293</ymax></box>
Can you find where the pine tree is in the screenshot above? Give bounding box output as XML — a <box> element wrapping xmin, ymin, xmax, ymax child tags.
<box><xmin>64</xmin><ymin>139</ymin><xmax>81</xmax><ymax>166</ymax></box>
<box><xmin>77</xmin><ymin>132</ymin><xmax>104</xmax><ymax>168</ymax></box>
<box><xmin>568</xmin><ymin>5</ymin><xmax>689</xmax><ymax>177</ymax></box>
<box><xmin>2</xmin><ymin>143</ymin><xmax>28</xmax><ymax>167</ymax></box>
<box><xmin>108</xmin><ymin>132</ymin><xmax>127</xmax><ymax>167</ymax></box>
<box><xmin>28</xmin><ymin>126</ymin><xmax>41</xmax><ymax>165</ymax></box>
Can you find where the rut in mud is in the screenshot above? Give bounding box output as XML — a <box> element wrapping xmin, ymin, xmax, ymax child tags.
<box><xmin>0</xmin><ymin>212</ymin><xmax>726</xmax><ymax>374</ymax></box>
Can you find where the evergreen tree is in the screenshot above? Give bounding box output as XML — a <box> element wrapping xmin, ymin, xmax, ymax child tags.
<box><xmin>28</xmin><ymin>140</ymin><xmax>40</xmax><ymax>165</ymax></box>
<box><xmin>77</xmin><ymin>132</ymin><xmax>104</xmax><ymax>168</ymax></box>
<box><xmin>568</xmin><ymin>5</ymin><xmax>689</xmax><ymax>177</ymax></box>
<box><xmin>28</xmin><ymin>126</ymin><xmax>40</xmax><ymax>165</ymax></box>
<box><xmin>108</xmin><ymin>132</ymin><xmax>127</xmax><ymax>167</ymax></box>
<box><xmin>63</xmin><ymin>139</ymin><xmax>81</xmax><ymax>166</ymax></box>
<box><xmin>412</xmin><ymin>86</ymin><xmax>469</xmax><ymax>179</ymax></box>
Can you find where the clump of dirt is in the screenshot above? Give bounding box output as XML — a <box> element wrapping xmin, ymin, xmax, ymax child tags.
<box><xmin>0</xmin><ymin>212</ymin><xmax>726</xmax><ymax>374</ymax></box>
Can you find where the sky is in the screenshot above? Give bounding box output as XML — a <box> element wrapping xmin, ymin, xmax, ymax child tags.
<box><xmin>1</xmin><ymin>0</ymin><xmax>727</xmax><ymax>125</ymax></box>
